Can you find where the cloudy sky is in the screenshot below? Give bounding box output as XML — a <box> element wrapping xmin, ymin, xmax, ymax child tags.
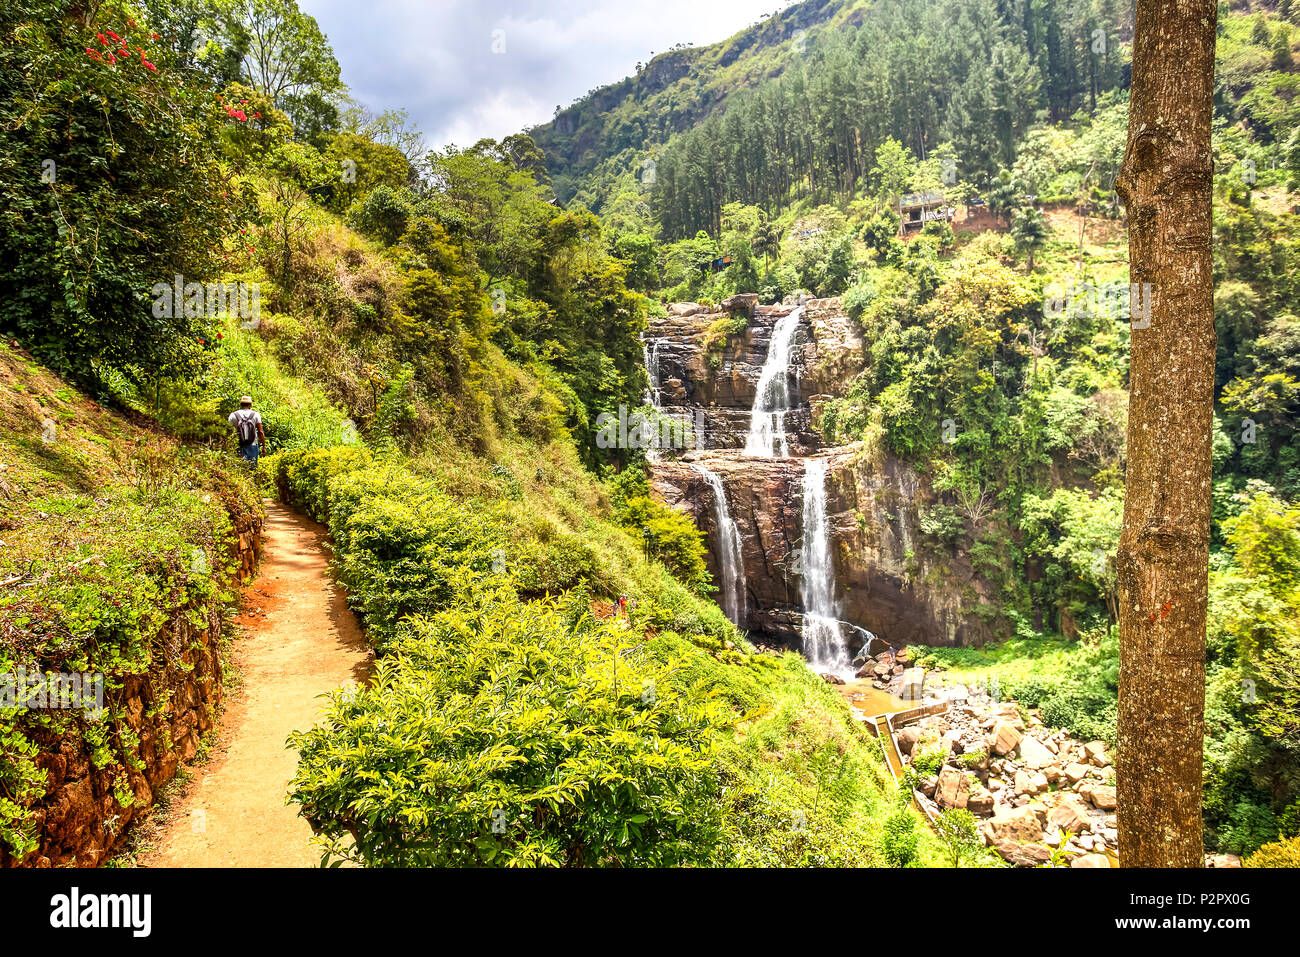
<box><xmin>299</xmin><ymin>0</ymin><xmax>784</xmax><ymax>151</ymax></box>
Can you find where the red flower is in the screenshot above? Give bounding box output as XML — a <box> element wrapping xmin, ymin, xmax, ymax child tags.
<box><xmin>253</xmin><ymin>112</ymin><xmax>261</xmax><ymax>118</ymax></box>
<box><xmin>97</xmin><ymin>33</ymin><xmax>107</xmax><ymax>44</ymax></box>
<box><xmin>143</xmin><ymin>60</ymin><xmax>157</xmax><ymax>72</ymax></box>
<box><xmin>106</xmin><ymin>52</ymin><xmax>116</xmax><ymax>64</ymax></box>
<box><xmin>106</xmin><ymin>31</ymin><xmax>120</xmax><ymax>42</ymax></box>
<box><xmin>152</xmin><ymin>32</ymin><xmax>159</xmax><ymax>40</ymax></box>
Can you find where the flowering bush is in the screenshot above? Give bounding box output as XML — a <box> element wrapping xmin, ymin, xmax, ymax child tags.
<box><xmin>0</xmin><ymin>0</ymin><xmax>247</xmax><ymax>384</ymax></box>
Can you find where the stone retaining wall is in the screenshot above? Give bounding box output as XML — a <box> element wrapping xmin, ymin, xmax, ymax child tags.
<box><xmin>1</xmin><ymin>508</ymin><xmax>262</xmax><ymax>868</ymax></box>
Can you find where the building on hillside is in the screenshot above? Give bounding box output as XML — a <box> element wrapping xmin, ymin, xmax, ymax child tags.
<box><xmin>898</xmin><ymin>190</ymin><xmax>955</xmax><ymax>234</ymax></box>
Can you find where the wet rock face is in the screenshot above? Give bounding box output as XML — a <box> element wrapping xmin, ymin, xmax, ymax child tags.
<box><xmin>651</xmin><ymin>446</ymin><xmax>990</xmax><ymax>651</ymax></box>
<box><xmin>651</xmin><ymin>454</ymin><xmax>805</xmax><ymax>643</ymax></box>
<box><xmin>821</xmin><ymin>447</ymin><xmax>991</xmax><ymax>648</ymax></box>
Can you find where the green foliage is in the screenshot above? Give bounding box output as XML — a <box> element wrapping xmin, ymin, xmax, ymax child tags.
<box><xmin>882</xmin><ymin>808</ymin><xmax>920</xmax><ymax>867</ymax></box>
<box><xmin>608</xmin><ymin>466</ymin><xmax>713</xmax><ymax>593</ymax></box>
<box><xmin>933</xmin><ymin>807</ymin><xmax>982</xmax><ymax>867</ymax></box>
<box><xmin>290</xmin><ymin>587</ymin><xmax>732</xmax><ymax>867</ymax></box>
<box><xmin>0</xmin><ymin>0</ymin><xmax>242</xmax><ymax>384</ymax></box>
<box><xmin>1244</xmin><ymin>835</ymin><xmax>1300</xmax><ymax>867</ymax></box>
<box><xmin>0</xmin><ymin>347</ymin><xmax>260</xmax><ymax>858</ymax></box>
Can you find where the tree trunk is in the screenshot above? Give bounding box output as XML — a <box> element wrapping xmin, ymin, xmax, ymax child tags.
<box><xmin>1112</xmin><ymin>0</ymin><xmax>1217</xmax><ymax>868</ymax></box>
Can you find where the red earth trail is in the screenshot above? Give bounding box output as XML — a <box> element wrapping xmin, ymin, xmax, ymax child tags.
<box><xmin>139</xmin><ymin>503</ymin><xmax>370</xmax><ymax>867</ymax></box>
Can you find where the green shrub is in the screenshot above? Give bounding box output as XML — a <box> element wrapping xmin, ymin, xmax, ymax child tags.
<box><xmin>882</xmin><ymin>809</ymin><xmax>920</xmax><ymax>867</ymax></box>
<box><xmin>911</xmin><ymin>745</ymin><xmax>947</xmax><ymax>777</ymax></box>
<box><xmin>1244</xmin><ymin>835</ymin><xmax>1300</xmax><ymax>867</ymax></box>
<box><xmin>289</xmin><ymin>587</ymin><xmax>733</xmax><ymax>866</ymax></box>
<box><xmin>934</xmin><ymin>808</ymin><xmax>982</xmax><ymax>867</ymax></box>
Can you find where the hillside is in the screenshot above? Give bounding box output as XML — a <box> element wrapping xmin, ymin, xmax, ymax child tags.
<box><xmin>2</xmin><ymin>0</ymin><xmax>1299</xmax><ymax>879</ymax></box>
<box><xmin>532</xmin><ymin>0</ymin><xmax>859</xmax><ymax>201</ymax></box>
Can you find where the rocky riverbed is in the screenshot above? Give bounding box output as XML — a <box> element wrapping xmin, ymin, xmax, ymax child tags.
<box><xmin>856</xmin><ymin>655</ymin><xmax>1243</xmax><ymax>869</ymax></box>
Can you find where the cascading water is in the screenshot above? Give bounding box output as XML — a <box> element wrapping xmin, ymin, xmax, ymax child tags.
<box><xmin>643</xmin><ymin>337</ymin><xmax>661</xmax><ymax>410</ymax></box>
<box><xmin>800</xmin><ymin>458</ymin><xmax>852</xmax><ymax>677</ymax></box>
<box><xmin>743</xmin><ymin>305</ymin><xmax>805</xmax><ymax>457</ymax></box>
<box><xmin>692</xmin><ymin>465</ymin><xmax>747</xmax><ymax>626</ymax></box>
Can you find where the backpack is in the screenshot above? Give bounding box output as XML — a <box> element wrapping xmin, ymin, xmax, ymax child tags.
<box><xmin>233</xmin><ymin>409</ymin><xmax>258</xmax><ymax>445</ymax></box>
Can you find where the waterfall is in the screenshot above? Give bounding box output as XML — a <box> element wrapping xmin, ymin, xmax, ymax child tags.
<box><xmin>643</xmin><ymin>336</ymin><xmax>661</xmax><ymax>410</ymax></box>
<box><xmin>693</xmin><ymin>464</ymin><xmax>747</xmax><ymax>626</ymax></box>
<box><xmin>743</xmin><ymin>305</ymin><xmax>805</xmax><ymax>457</ymax></box>
<box><xmin>800</xmin><ymin>458</ymin><xmax>852</xmax><ymax>676</ymax></box>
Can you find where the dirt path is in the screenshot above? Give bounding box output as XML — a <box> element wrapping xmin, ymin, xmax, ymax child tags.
<box><xmin>139</xmin><ymin>503</ymin><xmax>370</xmax><ymax>868</ymax></box>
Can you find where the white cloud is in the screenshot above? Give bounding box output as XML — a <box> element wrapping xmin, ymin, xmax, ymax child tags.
<box><xmin>299</xmin><ymin>0</ymin><xmax>786</xmax><ymax>149</ymax></box>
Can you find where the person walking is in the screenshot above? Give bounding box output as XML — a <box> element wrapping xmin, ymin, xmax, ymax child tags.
<box><xmin>228</xmin><ymin>395</ymin><xmax>267</xmax><ymax>465</ymax></box>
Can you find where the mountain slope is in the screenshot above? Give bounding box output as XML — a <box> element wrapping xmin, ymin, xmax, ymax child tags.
<box><xmin>531</xmin><ymin>0</ymin><xmax>861</xmax><ymax>201</ymax></box>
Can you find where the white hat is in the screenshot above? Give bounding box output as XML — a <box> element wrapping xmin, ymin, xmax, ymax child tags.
<box><xmin>239</xmin><ymin>395</ymin><xmax>252</xmax><ymax>404</ymax></box>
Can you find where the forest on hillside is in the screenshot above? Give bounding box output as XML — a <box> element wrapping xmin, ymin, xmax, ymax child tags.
<box><xmin>0</xmin><ymin>0</ymin><xmax>1297</xmax><ymax>885</ymax></box>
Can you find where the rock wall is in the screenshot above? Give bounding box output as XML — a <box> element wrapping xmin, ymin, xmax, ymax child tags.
<box><xmin>651</xmin><ymin>445</ymin><xmax>992</xmax><ymax>651</ymax></box>
<box><xmin>1</xmin><ymin>509</ymin><xmax>263</xmax><ymax>868</ymax></box>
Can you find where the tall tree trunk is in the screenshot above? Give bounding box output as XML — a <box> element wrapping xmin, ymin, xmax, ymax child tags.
<box><xmin>1112</xmin><ymin>0</ymin><xmax>1217</xmax><ymax>868</ymax></box>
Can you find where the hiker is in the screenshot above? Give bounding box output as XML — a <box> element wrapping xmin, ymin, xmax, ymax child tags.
<box><xmin>228</xmin><ymin>395</ymin><xmax>267</xmax><ymax>465</ymax></box>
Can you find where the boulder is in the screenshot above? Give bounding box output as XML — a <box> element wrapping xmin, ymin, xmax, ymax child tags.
<box><xmin>897</xmin><ymin>726</ymin><xmax>921</xmax><ymax>756</ymax></box>
<box><xmin>1208</xmin><ymin>854</ymin><xmax>1242</xmax><ymax>868</ymax></box>
<box><xmin>990</xmin><ymin>722</ymin><xmax>1023</xmax><ymax>756</ymax></box>
<box><xmin>820</xmin><ymin>672</ymin><xmax>846</xmax><ymax>685</ymax></box>
<box><xmin>936</xmin><ymin>766</ymin><xmax>971</xmax><ymax>809</ymax></box>
<box><xmin>1018</xmin><ymin>735</ymin><xmax>1057</xmax><ymax>770</ymax></box>
<box><xmin>1071</xmin><ymin>853</ymin><xmax>1111</xmax><ymax>868</ymax></box>
<box><xmin>995</xmin><ymin>839</ymin><xmax>1054</xmax><ymax>868</ymax></box>
<box><xmin>1047</xmin><ymin>794</ymin><xmax>1091</xmax><ymax>834</ymax></box>
<box><xmin>1063</xmin><ymin>762</ymin><xmax>1090</xmax><ymax>785</ymax></box>
<box><xmin>1014</xmin><ymin>769</ymin><xmax>1049</xmax><ymax>796</ymax></box>
<box><xmin>967</xmin><ymin>783</ymin><xmax>995</xmax><ymax>815</ymax></box>
<box><xmin>1089</xmin><ymin>786</ymin><xmax>1117</xmax><ymax>811</ymax></box>
<box><xmin>1084</xmin><ymin>741</ymin><xmax>1111</xmax><ymax>767</ymax></box>
<box><xmin>982</xmin><ymin>805</ymin><xmax>1045</xmax><ymax>845</ymax></box>
<box><xmin>721</xmin><ymin>293</ymin><xmax>759</xmax><ymax>317</ymax></box>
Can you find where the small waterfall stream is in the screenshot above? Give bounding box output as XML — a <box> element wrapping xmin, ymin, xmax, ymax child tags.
<box><xmin>692</xmin><ymin>465</ymin><xmax>747</xmax><ymax>626</ymax></box>
<box><xmin>800</xmin><ymin>459</ymin><xmax>853</xmax><ymax>677</ymax></box>
<box><xmin>743</xmin><ymin>305</ymin><xmax>805</xmax><ymax>457</ymax></box>
<box><xmin>643</xmin><ymin>337</ymin><xmax>661</xmax><ymax>409</ymax></box>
